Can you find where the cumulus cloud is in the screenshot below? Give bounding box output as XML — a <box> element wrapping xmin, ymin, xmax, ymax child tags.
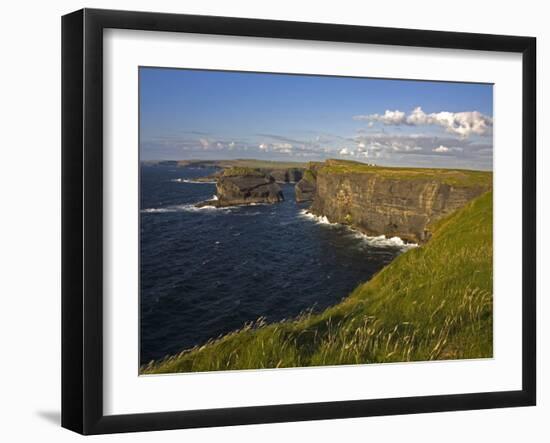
<box><xmin>274</xmin><ymin>142</ymin><xmax>293</xmax><ymax>152</ymax></box>
<box><xmin>406</xmin><ymin>107</ymin><xmax>492</xmax><ymax>138</ymax></box>
<box><xmin>354</xmin><ymin>109</ymin><xmax>406</xmax><ymax>125</ymax></box>
<box><xmin>391</xmin><ymin>143</ymin><xmax>423</xmax><ymax>152</ymax></box>
<box><xmin>432</xmin><ymin>144</ymin><xmax>465</xmax><ymax>153</ymax></box>
<box><xmin>258</xmin><ymin>142</ymin><xmax>294</xmax><ymax>153</ymax></box>
<box><xmin>339</xmin><ymin>147</ymin><xmax>354</xmax><ymax>156</ymax></box>
<box><xmin>354</xmin><ymin>106</ymin><xmax>493</xmax><ymax>138</ymax></box>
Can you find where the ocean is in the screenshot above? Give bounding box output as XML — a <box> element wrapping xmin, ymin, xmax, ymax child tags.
<box><xmin>140</xmin><ymin>164</ymin><xmax>412</xmax><ymax>364</ymax></box>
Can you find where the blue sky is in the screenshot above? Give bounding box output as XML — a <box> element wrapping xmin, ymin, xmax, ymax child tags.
<box><xmin>140</xmin><ymin>67</ymin><xmax>493</xmax><ymax>170</ymax></box>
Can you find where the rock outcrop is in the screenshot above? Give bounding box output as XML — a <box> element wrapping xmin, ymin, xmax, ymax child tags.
<box><xmin>196</xmin><ymin>167</ymin><xmax>284</xmax><ymax>207</ymax></box>
<box><xmin>306</xmin><ymin>160</ymin><xmax>492</xmax><ymax>243</ymax></box>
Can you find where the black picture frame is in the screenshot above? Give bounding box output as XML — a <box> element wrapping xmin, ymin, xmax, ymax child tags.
<box><xmin>61</xmin><ymin>8</ymin><xmax>536</xmax><ymax>435</ymax></box>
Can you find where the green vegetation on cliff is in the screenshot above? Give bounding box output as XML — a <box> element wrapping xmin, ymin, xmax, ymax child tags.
<box><xmin>222</xmin><ymin>166</ymin><xmax>266</xmax><ymax>177</ymax></box>
<box><xmin>142</xmin><ymin>191</ymin><xmax>493</xmax><ymax>374</ymax></box>
<box><xmin>302</xmin><ymin>168</ymin><xmax>317</xmax><ymax>183</ymax></box>
<box><xmin>320</xmin><ymin>159</ymin><xmax>492</xmax><ymax>188</ymax></box>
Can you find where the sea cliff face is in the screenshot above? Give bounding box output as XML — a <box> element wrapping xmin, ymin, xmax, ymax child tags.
<box><xmin>267</xmin><ymin>168</ymin><xmax>303</xmax><ymax>183</ymax></box>
<box><xmin>295</xmin><ymin>169</ymin><xmax>317</xmax><ymax>202</ymax></box>
<box><xmin>295</xmin><ymin>179</ymin><xmax>316</xmax><ymax>202</ymax></box>
<box><xmin>306</xmin><ymin>160</ymin><xmax>492</xmax><ymax>243</ymax></box>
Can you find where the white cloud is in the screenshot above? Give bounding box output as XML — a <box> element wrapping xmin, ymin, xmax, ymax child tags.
<box><xmin>199</xmin><ymin>138</ymin><xmax>210</xmax><ymax>149</ymax></box>
<box><xmin>274</xmin><ymin>142</ymin><xmax>293</xmax><ymax>152</ymax></box>
<box><xmin>384</xmin><ymin>141</ymin><xmax>424</xmax><ymax>152</ymax></box>
<box><xmin>339</xmin><ymin>147</ymin><xmax>354</xmax><ymax>156</ymax></box>
<box><xmin>258</xmin><ymin>142</ymin><xmax>294</xmax><ymax>153</ymax></box>
<box><xmin>350</xmin><ymin>133</ymin><xmax>489</xmax><ymax>165</ymax></box>
<box><xmin>432</xmin><ymin>145</ymin><xmax>463</xmax><ymax>153</ymax></box>
<box><xmin>354</xmin><ymin>106</ymin><xmax>493</xmax><ymax>138</ymax></box>
<box><xmin>406</xmin><ymin>107</ymin><xmax>492</xmax><ymax>138</ymax></box>
<box><xmin>354</xmin><ymin>109</ymin><xmax>406</xmax><ymax>125</ymax></box>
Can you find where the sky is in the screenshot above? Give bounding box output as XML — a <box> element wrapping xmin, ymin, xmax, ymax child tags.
<box><xmin>139</xmin><ymin>67</ymin><xmax>493</xmax><ymax>170</ymax></box>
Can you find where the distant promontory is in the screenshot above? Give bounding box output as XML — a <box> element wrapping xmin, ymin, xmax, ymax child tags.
<box><xmin>157</xmin><ymin>159</ymin><xmax>306</xmax><ymax>184</ymax></box>
<box><xmin>196</xmin><ymin>167</ymin><xmax>284</xmax><ymax>208</ymax></box>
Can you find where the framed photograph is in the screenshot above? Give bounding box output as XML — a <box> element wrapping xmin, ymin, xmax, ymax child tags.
<box><xmin>62</xmin><ymin>8</ymin><xmax>536</xmax><ymax>435</ymax></box>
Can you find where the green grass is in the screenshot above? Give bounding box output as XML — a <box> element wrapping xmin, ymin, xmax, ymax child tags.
<box><xmin>319</xmin><ymin>159</ymin><xmax>492</xmax><ymax>188</ymax></box>
<box><xmin>141</xmin><ymin>191</ymin><xmax>493</xmax><ymax>374</ymax></box>
<box><xmin>302</xmin><ymin>168</ymin><xmax>317</xmax><ymax>183</ymax></box>
<box><xmin>222</xmin><ymin>167</ymin><xmax>266</xmax><ymax>177</ymax></box>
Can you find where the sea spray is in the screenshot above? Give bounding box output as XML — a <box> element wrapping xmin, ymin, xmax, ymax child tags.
<box><xmin>298</xmin><ymin>209</ymin><xmax>417</xmax><ymax>251</ymax></box>
<box><xmin>141</xmin><ymin>204</ymin><xmax>226</xmax><ymax>214</ymax></box>
<box><xmin>171</xmin><ymin>178</ymin><xmax>217</xmax><ymax>184</ymax></box>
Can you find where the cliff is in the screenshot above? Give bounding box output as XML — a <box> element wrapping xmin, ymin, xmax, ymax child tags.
<box><xmin>196</xmin><ymin>167</ymin><xmax>284</xmax><ymax>207</ymax></box>
<box><xmin>295</xmin><ymin>169</ymin><xmax>317</xmax><ymax>202</ymax></box>
<box><xmin>306</xmin><ymin>160</ymin><xmax>492</xmax><ymax>243</ymax></box>
<box><xmin>265</xmin><ymin>168</ymin><xmax>303</xmax><ymax>183</ymax></box>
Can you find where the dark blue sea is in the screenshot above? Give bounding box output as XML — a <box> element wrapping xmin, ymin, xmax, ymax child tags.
<box><xmin>140</xmin><ymin>164</ymin><xmax>412</xmax><ymax>364</ymax></box>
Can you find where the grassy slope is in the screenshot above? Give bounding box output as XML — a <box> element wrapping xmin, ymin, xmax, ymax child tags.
<box><xmin>319</xmin><ymin>159</ymin><xmax>492</xmax><ymax>188</ymax></box>
<box><xmin>142</xmin><ymin>191</ymin><xmax>493</xmax><ymax>374</ymax></box>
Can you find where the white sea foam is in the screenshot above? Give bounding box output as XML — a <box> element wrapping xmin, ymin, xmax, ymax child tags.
<box><xmin>141</xmin><ymin>200</ymin><xmax>273</xmax><ymax>214</ymax></box>
<box><xmin>141</xmin><ymin>207</ymin><xmax>175</xmax><ymax>213</ymax></box>
<box><xmin>298</xmin><ymin>209</ymin><xmax>339</xmax><ymax>226</ymax></box>
<box><xmin>171</xmin><ymin>178</ymin><xmax>216</xmax><ymax>184</ymax></box>
<box><xmin>351</xmin><ymin>232</ymin><xmax>418</xmax><ymax>250</ymax></box>
<box><xmin>298</xmin><ymin>209</ymin><xmax>417</xmax><ymax>251</ymax></box>
<box><xmin>141</xmin><ymin>204</ymin><xmax>226</xmax><ymax>214</ymax></box>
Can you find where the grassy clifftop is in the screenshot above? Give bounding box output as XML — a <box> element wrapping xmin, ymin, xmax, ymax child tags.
<box><xmin>221</xmin><ymin>166</ymin><xmax>266</xmax><ymax>177</ymax></box>
<box><xmin>142</xmin><ymin>191</ymin><xmax>493</xmax><ymax>374</ymax></box>
<box><xmin>319</xmin><ymin>159</ymin><xmax>492</xmax><ymax>188</ymax></box>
